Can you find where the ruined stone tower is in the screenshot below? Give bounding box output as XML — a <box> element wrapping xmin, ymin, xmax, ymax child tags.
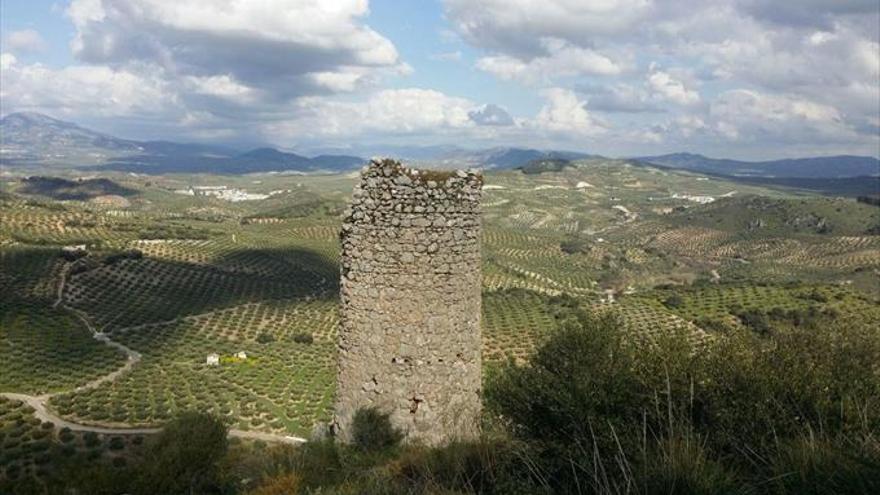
<box><xmin>335</xmin><ymin>159</ymin><xmax>483</xmax><ymax>445</ymax></box>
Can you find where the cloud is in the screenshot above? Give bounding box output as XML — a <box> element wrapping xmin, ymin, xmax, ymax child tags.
<box><xmin>708</xmin><ymin>89</ymin><xmax>856</xmax><ymax>143</ymax></box>
<box><xmin>532</xmin><ymin>88</ymin><xmax>606</xmax><ymax>136</ymax></box>
<box><xmin>577</xmin><ymin>65</ymin><xmax>701</xmax><ymax>113</ymax></box>
<box><xmin>0</xmin><ymin>53</ymin><xmax>17</xmax><ymax>71</ymax></box>
<box><xmin>578</xmin><ymin>84</ymin><xmax>660</xmax><ymax>113</ymax></box>
<box><xmin>2</xmin><ymin>0</ymin><xmax>416</xmax><ymax>143</ymax></box>
<box><xmin>2</xmin><ymin>29</ymin><xmax>48</xmax><ymax>54</ymax></box>
<box><xmin>444</xmin><ymin>0</ymin><xmax>879</xmax><ymax>156</ymax></box>
<box><xmin>264</xmin><ymin>88</ymin><xmax>606</xmax><ymax>147</ymax></box>
<box><xmin>646</xmin><ymin>66</ymin><xmax>700</xmax><ymax>106</ymax></box>
<box><xmin>0</xmin><ymin>55</ymin><xmax>173</xmax><ymax>119</ymax></box>
<box><xmin>263</xmin><ymin>89</ymin><xmax>477</xmax><ymax>142</ymax></box>
<box><xmin>739</xmin><ymin>0</ymin><xmax>880</xmax><ymax>29</ymax></box>
<box><xmin>65</xmin><ymin>0</ymin><xmax>405</xmax><ymax>101</ymax></box>
<box><xmin>444</xmin><ymin>0</ymin><xmax>652</xmax><ymax>57</ymax></box>
<box><xmin>430</xmin><ymin>51</ymin><xmax>463</xmax><ymax>62</ymax></box>
<box><xmin>3</xmin><ymin>0</ymin><xmax>877</xmax><ymax>158</ymax></box>
<box><xmin>475</xmin><ymin>39</ymin><xmax>622</xmax><ymax>83</ymax></box>
<box><xmin>468</xmin><ymin>104</ymin><xmax>515</xmax><ymax>126</ymax></box>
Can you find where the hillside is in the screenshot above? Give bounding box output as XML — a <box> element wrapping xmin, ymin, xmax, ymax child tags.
<box><xmin>17</xmin><ymin>176</ymin><xmax>138</xmax><ymax>201</ymax></box>
<box><xmin>1</xmin><ymin>164</ymin><xmax>878</xmax><ymax>492</ymax></box>
<box><xmin>639</xmin><ymin>152</ymin><xmax>880</xmax><ymax>178</ymax></box>
<box><xmin>662</xmin><ymin>195</ymin><xmax>880</xmax><ymax>236</ymax></box>
<box><xmin>0</xmin><ymin>113</ymin><xmax>365</xmax><ymax>174</ymax></box>
<box><xmin>0</xmin><ymin>112</ymin><xmax>142</xmax><ymax>166</ymax></box>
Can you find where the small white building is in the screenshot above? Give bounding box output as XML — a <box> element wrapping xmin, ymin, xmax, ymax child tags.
<box><xmin>235</xmin><ymin>351</ymin><xmax>248</xmax><ymax>360</ymax></box>
<box><xmin>206</xmin><ymin>353</ymin><xmax>220</xmax><ymax>366</ymax></box>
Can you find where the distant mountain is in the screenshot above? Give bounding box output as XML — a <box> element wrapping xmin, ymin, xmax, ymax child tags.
<box><xmin>99</xmin><ymin>148</ymin><xmax>365</xmax><ymax>175</ymax></box>
<box><xmin>139</xmin><ymin>140</ymin><xmax>237</xmax><ymax>158</ymax></box>
<box><xmin>308</xmin><ymin>154</ymin><xmax>367</xmax><ymax>171</ymax></box>
<box><xmin>638</xmin><ymin>152</ymin><xmax>880</xmax><ymax>179</ymax></box>
<box><xmin>468</xmin><ymin>147</ymin><xmax>595</xmax><ymax>169</ymax></box>
<box><xmin>7</xmin><ymin>113</ymin><xmax>874</xmax><ymax>178</ymax></box>
<box><xmin>0</xmin><ymin>112</ymin><xmax>365</xmax><ymax>174</ymax></box>
<box><xmin>302</xmin><ymin>144</ymin><xmax>596</xmax><ymax>169</ymax></box>
<box><xmin>0</xmin><ymin>112</ymin><xmax>142</xmax><ymax>165</ymax></box>
<box><xmin>518</xmin><ymin>158</ymin><xmax>575</xmax><ymax>174</ymax></box>
<box><xmin>306</xmin><ymin>144</ymin><xmax>468</xmax><ymax>161</ymax></box>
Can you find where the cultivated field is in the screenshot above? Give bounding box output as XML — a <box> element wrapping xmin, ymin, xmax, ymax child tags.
<box><xmin>1</xmin><ymin>160</ymin><xmax>878</xmax><ymax>483</ymax></box>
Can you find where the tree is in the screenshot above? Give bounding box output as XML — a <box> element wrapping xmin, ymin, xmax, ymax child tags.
<box><xmin>133</xmin><ymin>412</ymin><xmax>228</xmax><ymax>494</ymax></box>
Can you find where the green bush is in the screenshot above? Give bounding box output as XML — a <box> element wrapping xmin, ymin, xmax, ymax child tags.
<box><xmin>663</xmin><ymin>293</ymin><xmax>685</xmax><ymax>308</ymax></box>
<box><xmin>133</xmin><ymin>412</ymin><xmax>229</xmax><ymax>495</ymax></box>
<box><xmin>767</xmin><ymin>436</ymin><xmax>880</xmax><ymax>495</ymax></box>
<box><xmin>485</xmin><ymin>305</ymin><xmax>880</xmax><ymax>493</ymax></box>
<box><xmin>256</xmin><ymin>333</ymin><xmax>275</xmax><ymax>344</ymax></box>
<box><xmin>83</xmin><ymin>431</ymin><xmax>101</xmax><ymax>448</ymax></box>
<box><xmin>292</xmin><ymin>332</ymin><xmax>313</xmax><ymax>344</ymax></box>
<box><xmin>108</xmin><ymin>436</ymin><xmax>126</xmax><ymax>451</ymax></box>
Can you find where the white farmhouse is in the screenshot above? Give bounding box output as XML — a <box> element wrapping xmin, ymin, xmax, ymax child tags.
<box><xmin>206</xmin><ymin>353</ymin><xmax>220</xmax><ymax>366</ymax></box>
<box><xmin>235</xmin><ymin>351</ymin><xmax>248</xmax><ymax>360</ymax></box>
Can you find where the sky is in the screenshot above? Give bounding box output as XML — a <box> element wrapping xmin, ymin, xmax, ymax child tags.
<box><xmin>1</xmin><ymin>0</ymin><xmax>878</xmax><ymax>159</ymax></box>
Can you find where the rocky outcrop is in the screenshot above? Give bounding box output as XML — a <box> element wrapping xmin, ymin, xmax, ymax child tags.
<box><xmin>334</xmin><ymin>159</ymin><xmax>483</xmax><ymax>445</ymax></box>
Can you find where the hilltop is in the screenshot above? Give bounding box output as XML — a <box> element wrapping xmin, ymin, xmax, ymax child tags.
<box><xmin>0</xmin><ymin>113</ymin><xmax>365</xmax><ymax>174</ymax></box>
<box><xmin>639</xmin><ymin>152</ymin><xmax>879</xmax><ymax>178</ymax></box>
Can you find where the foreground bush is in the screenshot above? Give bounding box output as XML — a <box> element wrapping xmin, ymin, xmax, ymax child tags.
<box><xmin>485</xmin><ymin>307</ymin><xmax>880</xmax><ymax>493</ymax></box>
<box><xmin>132</xmin><ymin>411</ymin><xmax>229</xmax><ymax>494</ymax></box>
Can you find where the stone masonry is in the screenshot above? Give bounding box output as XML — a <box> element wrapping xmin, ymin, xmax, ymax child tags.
<box><xmin>335</xmin><ymin>158</ymin><xmax>483</xmax><ymax>445</ymax></box>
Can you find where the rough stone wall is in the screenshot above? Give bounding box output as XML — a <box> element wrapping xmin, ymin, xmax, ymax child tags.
<box><xmin>335</xmin><ymin>159</ymin><xmax>483</xmax><ymax>445</ymax></box>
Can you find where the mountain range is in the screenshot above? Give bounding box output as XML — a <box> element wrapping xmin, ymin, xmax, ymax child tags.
<box><xmin>637</xmin><ymin>152</ymin><xmax>879</xmax><ymax>179</ymax></box>
<box><xmin>0</xmin><ymin>113</ymin><xmax>363</xmax><ymax>174</ymax></box>
<box><xmin>1</xmin><ymin>112</ymin><xmax>877</xmax><ymax>178</ymax></box>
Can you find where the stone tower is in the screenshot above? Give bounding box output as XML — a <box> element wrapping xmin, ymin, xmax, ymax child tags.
<box><xmin>335</xmin><ymin>159</ymin><xmax>483</xmax><ymax>445</ymax></box>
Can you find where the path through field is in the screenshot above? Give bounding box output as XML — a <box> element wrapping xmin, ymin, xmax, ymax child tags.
<box><xmin>1</xmin><ymin>264</ymin><xmax>307</xmax><ymax>445</ymax></box>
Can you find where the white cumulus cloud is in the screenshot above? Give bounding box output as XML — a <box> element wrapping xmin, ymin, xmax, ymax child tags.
<box><xmin>1</xmin><ymin>29</ymin><xmax>48</xmax><ymax>54</ymax></box>
<box><xmin>533</xmin><ymin>88</ymin><xmax>606</xmax><ymax>136</ymax></box>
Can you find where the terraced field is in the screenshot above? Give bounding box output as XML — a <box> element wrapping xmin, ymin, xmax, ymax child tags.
<box><xmin>1</xmin><ymin>162</ymin><xmax>878</xmax><ymax>459</ymax></box>
<box><xmin>0</xmin><ymin>302</ymin><xmax>126</xmax><ymax>395</ymax></box>
<box><xmin>0</xmin><ymin>396</ymin><xmax>143</xmax><ymax>485</ymax></box>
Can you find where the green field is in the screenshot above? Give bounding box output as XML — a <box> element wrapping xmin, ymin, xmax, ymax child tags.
<box><xmin>1</xmin><ymin>160</ymin><xmax>878</xmax><ymax>482</ymax></box>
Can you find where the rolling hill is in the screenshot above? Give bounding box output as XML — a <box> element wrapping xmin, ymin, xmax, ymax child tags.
<box><xmin>0</xmin><ymin>113</ymin><xmax>365</xmax><ymax>174</ymax></box>
<box><xmin>0</xmin><ymin>112</ymin><xmax>143</xmax><ymax>165</ymax></box>
<box><xmin>638</xmin><ymin>152</ymin><xmax>879</xmax><ymax>178</ymax></box>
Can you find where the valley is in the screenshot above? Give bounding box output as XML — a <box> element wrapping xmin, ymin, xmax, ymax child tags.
<box><xmin>1</xmin><ymin>154</ymin><xmax>878</xmax><ymax>487</ymax></box>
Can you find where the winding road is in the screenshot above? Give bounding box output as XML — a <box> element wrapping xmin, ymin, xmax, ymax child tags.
<box><xmin>1</xmin><ymin>263</ymin><xmax>307</xmax><ymax>445</ymax></box>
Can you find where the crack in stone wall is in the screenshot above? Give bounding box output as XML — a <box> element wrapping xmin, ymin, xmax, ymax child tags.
<box><xmin>334</xmin><ymin>159</ymin><xmax>483</xmax><ymax>445</ymax></box>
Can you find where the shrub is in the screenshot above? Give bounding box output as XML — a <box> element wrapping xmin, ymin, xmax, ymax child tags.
<box><xmin>696</xmin><ymin>316</ymin><xmax>732</xmax><ymax>332</ymax></box>
<box><xmin>486</xmin><ymin>305</ymin><xmax>880</xmax><ymax>493</ymax></box>
<box><xmin>83</xmin><ymin>431</ymin><xmax>101</xmax><ymax>448</ymax></box>
<box><xmin>391</xmin><ymin>437</ymin><xmax>549</xmax><ymax>495</ymax></box>
<box><xmin>292</xmin><ymin>333</ymin><xmax>313</xmax><ymax>344</ymax></box>
<box><xmin>351</xmin><ymin>408</ymin><xmax>402</xmax><ymax>453</ymax></box>
<box><xmin>735</xmin><ymin>309</ymin><xmax>771</xmax><ymax>333</ymax></box>
<box><xmin>768</xmin><ymin>436</ymin><xmax>880</xmax><ymax>494</ymax></box>
<box><xmin>133</xmin><ymin>412</ymin><xmax>229</xmax><ymax>495</ymax></box>
<box><xmin>108</xmin><ymin>436</ymin><xmax>126</xmax><ymax>451</ymax></box>
<box><xmin>559</xmin><ymin>238</ymin><xmax>590</xmax><ymax>255</ymax></box>
<box><xmin>663</xmin><ymin>293</ymin><xmax>685</xmax><ymax>308</ymax></box>
<box><xmin>247</xmin><ymin>473</ymin><xmax>301</xmax><ymax>495</ymax></box>
<box><xmin>256</xmin><ymin>333</ymin><xmax>275</xmax><ymax>344</ymax></box>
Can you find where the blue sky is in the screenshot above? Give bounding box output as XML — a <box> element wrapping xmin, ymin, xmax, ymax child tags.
<box><xmin>1</xmin><ymin>0</ymin><xmax>878</xmax><ymax>159</ymax></box>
